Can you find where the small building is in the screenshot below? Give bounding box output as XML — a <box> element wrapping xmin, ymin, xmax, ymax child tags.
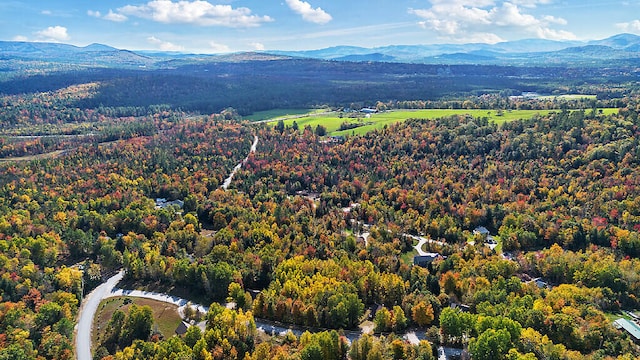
<box><xmin>614</xmin><ymin>318</ymin><xmax>640</xmax><ymax>343</ymax></box>
<box><xmin>450</xmin><ymin>303</ymin><xmax>471</xmax><ymax>312</ymax></box>
<box><xmin>473</xmin><ymin>226</ymin><xmax>490</xmax><ymax>236</ymax></box>
<box><xmin>175</xmin><ymin>321</ymin><xmax>190</xmax><ymax>336</ymax></box>
<box><xmin>360</xmin><ymin>108</ymin><xmax>377</xmax><ymax>114</ymax></box>
<box><xmin>156</xmin><ymin>198</ymin><xmax>185</xmax><ymax>210</ymax></box>
<box><xmin>531</xmin><ymin>277</ymin><xmax>549</xmax><ymax>289</ymax></box>
<box><xmin>413</xmin><ymin>253</ymin><xmax>441</xmax><ymax>267</ymax></box>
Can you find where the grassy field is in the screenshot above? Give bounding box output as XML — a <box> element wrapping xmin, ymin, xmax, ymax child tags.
<box><xmin>92</xmin><ymin>296</ymin><xmax>183</xmax><ymax>350</ymax></box>
<box><xmin>244</xmin><ymin>108</ymin><xmax>329</xmax><ymax>122</ymax></box>
<box><xmin>271</xmin><ymin>108</ymin><xmax>619</xmax><ymax>136</ymax></box>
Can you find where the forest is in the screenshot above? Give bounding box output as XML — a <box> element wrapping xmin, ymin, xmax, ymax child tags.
<box><xmin>1</xmin><ymin>56</ymin><xmax>637</xmax><ymax>116</ymax></box>
<box><xmin>1</xmin><ymin>72</ymin><xmax>640</xmax><ymax>360</ymax></box>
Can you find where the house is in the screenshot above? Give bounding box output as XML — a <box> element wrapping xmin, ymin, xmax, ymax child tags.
<box><xmin>473</xmin><ymin>226</ymin><xmax>490</xmax><ymax>236</ymax></box>
<box><xmin>175</xmin><ymin>321</ymin><xmax>190</xmax><ymax>336</ymax></box>
<box><xmin>614</xmin><ymin>318</ymin><xmax>640</xmax><ymax>343</ymax></box>
<box><xmin>450</xmin><ymin>303</ymin><xmax>471</xmax><ymax>312</ymax></box>
<box><xmin>528</xmin><ymin>277</ymin><xmax>551</xmax><ymax>289</ymax></box>
<box><xmin>155</xmin><ymin>198</ymin><xmax>185</xmax><ymax>210</ymax></box>
<box><xmin>360</xmin><ymin>108</ymin><xmax>377</xmax><ymax>114</ymax></box>
<box><xmin>413</xmin><ymin>253</ymin><xmax>441</xmax><ymax>267</ymax></box>
<box><xmin>474</xmin><ymin>226</ymin><xmax>497</xmax><ymax>247</ymax></box>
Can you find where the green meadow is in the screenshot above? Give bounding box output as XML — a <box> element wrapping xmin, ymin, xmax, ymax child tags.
<box><xmin>262</xmin><ymin>108</ymin><xmax>619</xmax><ymax>136</ymax></box>
<box><xmin>244</xmin><ymin>108</ymin><xmax>329</xmax><ymax>122</ymax></box>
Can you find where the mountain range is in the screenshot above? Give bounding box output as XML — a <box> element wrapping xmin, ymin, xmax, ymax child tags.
<box><xmin>1</xmin><ymin>33</ymin><xmax>640</xmax><ymax>69</ymax></box>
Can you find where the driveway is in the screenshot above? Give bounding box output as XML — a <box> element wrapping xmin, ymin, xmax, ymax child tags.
<box><xmin>75</xmin><ymin>270</ymin><xmax>124</xmax><ymax>360</ymax></box>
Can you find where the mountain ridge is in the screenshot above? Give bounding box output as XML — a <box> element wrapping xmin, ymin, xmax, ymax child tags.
<box><xmin>1</xmin><ymin>33</ymin><xmax>639</xmax><ymax>68</ymax></box>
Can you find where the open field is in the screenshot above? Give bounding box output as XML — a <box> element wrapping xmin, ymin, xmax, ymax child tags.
<box><xmin>92</xmin><ymin>296</ymin><xmax>183</xmax><ymax>351</ymax></box>
<box><xmin>0</xmin><ymin>149</ymin><xmax>67</xmax><ymax>162</ymax></box>
<box><xmin>244</xmin><ymin>108</ymin><xmax>329</xmax><ymax>122</ymax></box>
<box><xmin>271</xmin><ymin>108</ymin><xmax>619</xmax><ymax>136</ymax></box>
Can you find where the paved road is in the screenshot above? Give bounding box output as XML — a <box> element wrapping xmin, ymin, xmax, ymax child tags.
<box><xmin>75</xmin><ymin>270</ymin><xmax>124</xmax><ymax>360</ymax></box>
<box><xmin>76</xmin><ymin>270</ymin><xmax>462</xmax><ymax>359</ymax></box>
<box><xmin>406</xmin><ymin>234</ymin><xmax>446</xmax><ymax>255</ymax></box>
<box><xmin>222</xmin><ymin>135</ymin><xmax>258</xmax><ymax>190</ymax></box>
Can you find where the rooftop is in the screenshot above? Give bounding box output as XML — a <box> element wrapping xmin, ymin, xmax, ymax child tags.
<box><xmin>614</xmin><ymin>318</ymin><xmax>640</xmax><ymax>340</ymax></box>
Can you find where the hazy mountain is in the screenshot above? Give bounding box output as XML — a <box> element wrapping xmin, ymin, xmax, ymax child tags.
<box><xmin>1</xmin><ymin>34</ymin><xmax>639</xmax><ymax>70</ymax></box>
<box><xmin>0</xmin><ymin>41</ymin><xmax>152</xmax><ymax>67</ymax></box>
<box><xmin>265</xmin><ymin>34</ymin><xmax>640</xmax><ymax>65</ymax></box>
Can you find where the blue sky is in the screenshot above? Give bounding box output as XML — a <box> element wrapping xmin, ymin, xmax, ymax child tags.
<box><xmin>1</xmin><ymin>1</ymin><xmax>640</xmax><ymax>53</ymax></box>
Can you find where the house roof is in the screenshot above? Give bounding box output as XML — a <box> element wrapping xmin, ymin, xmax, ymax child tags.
<box><xmin>473</xmin><ymin>226</ymin><xmax>490</xmax><ymax>235</ymax></box>
<box><xmin>614</xmin><ymin>318</ymin><xmax>640</xmax><ymax>340</ymax></box>
<box><xmin>175</xmin><ymin>321</ymin><xmax>190</xmax><ymax>335</ymax></box>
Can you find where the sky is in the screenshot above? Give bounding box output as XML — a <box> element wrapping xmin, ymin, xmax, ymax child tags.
<box><xmin>1</xmin><ymin>0</ymin><xmax>640</xmax><ymax>53</ymax></box>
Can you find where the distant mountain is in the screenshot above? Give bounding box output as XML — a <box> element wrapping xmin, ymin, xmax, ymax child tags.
<box><xmin>267</xmin><ymin>34</ymin><xmax>640</xmax><ymax>65</ymax></box>
<box><xmin>0</xmin><ymin>41</ymin><xmax>153</xmax><ymax>68</ymax></box>
<box><xmin>590</xmin><ymin>33</ymin><xmax>640</xmax><ymax>50</ymax></box>
<box><xmin>333</xmin><ymin>53</ymin><xmax>396</xmax><ymax>62</ymax></box>
<box><xmin>1</xmin><ymin>34</ymin><xmax>639</xmax><ymax>70</ymax></box>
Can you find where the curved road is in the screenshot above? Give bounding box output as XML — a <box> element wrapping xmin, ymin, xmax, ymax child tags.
<box><xmin>76</xmin><ymin>271</ymin><xmax>461</xmax><ymax>360</ymax></box>
<box><xmin>75</xmin><ymin>270</ymin><xmax>124</xmax><ymax>360</ymax></box>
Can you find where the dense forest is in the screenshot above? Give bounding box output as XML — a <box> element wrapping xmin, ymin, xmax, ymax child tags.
<box><xmin>1</xmin><ymin>75</ymin><xmax>640</xmax><ymax>360</ymax></box>
<box><xmin>1</xmin><ymin>57</ymin><xmax>637</xmax><ymax>116</ymax></box>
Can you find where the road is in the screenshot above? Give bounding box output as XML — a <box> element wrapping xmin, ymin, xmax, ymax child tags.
<box><xmin>222</xmin><ymin>135</ymin><xmax>258</xmax><ymax>190</ymax></box>
<box><xmin>75</xmin><ymin>270</ymin><xmax>124</xmax><ymax>360</ymax></box>
<box><xmin>76</xmin><ymin>270</ymin><xmax>462</xmax><ymax>359</ymax></box>
<box><xmin>405</xmin><ymin>234</ymin><xmax>446</xmax><ymax>255</ymax></box>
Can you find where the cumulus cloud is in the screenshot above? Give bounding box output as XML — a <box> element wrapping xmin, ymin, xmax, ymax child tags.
<box><xmin>104</xmin><ymin>10</ymin><xmax>129</xmax><ymax>22</ymax></box>
<box><xmin>89</xmin><ymin>10</ymin><xmax>128</xmax><ymax>22</ymax></box>
<box><xmin>35</xmin><ymin>26</ymin><xmax>70</xmax><ymax>42</ymax></box>
<box><xmin>410</xmin><ymin>0</ymin><xmax>576</xmax><ymax>42</ymax></box>
<box><xmin>250</xmin><ymin>42</ymin><xmax>265</xmax><ymax>51</ymax></box>
<box><xmin>118</xmin><ymin>0</ymin><xmax>272</xmax><ymax>27</ymax></box>
<box><xmin>208</xmin><ymin>41</ymin><xmax>230</xmax><ymax>52</ymax></box>
<box><xmin>510</xmin><ymin>0</ymin><xmax>552</xmax><ymax>8</ymax></box>
<box><xmin>13</xmin><ymin>35</ymin><xmax>29</xmax><ymax>42</ymax></box>
<box><xmin>147</xmin><ymin>36</ymin><xmax>184</xmax><ymax>51</ymax></box>
<box><xmin>617</xmin><ymin>20</ymin><xmax>640</xmax><ymax>33</ymax></box>
<box><xmin>285</xmin><ymin>0</ymin><xmax>332</xmax><ymax>24</ymax></box>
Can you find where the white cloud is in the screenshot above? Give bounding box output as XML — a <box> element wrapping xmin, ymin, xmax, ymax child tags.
<box><xmin>617</xmin><ymin>20</ymin><xmax>640</xmax><ymax>33</ymax></box>
<box><xmin>410</xmin><ymin>0</ymin><xmax>576</xmax><ymax>42</ymax></box>
<box><xmin>542</xmin><ymin>15</ymin><xmax>567</xmax><ymax>26</ymax></box>
<box><xmin>208</xmin><ymin>41</ymin><xmax>230</xmax><ymax>52</ymax></box>
<box><xmin>250</xmin><ymin>42</ymin><xmax>265</xmax><ymax>51</ymax></box>
<box><xmin>119</xmin><ymin>0</ymin><xmax>272</xmax><ymax>27</ymax></box>
<box><xmin>510</xmin><ymin>0</ymin><xmax>552</xmax><ymax>8</ymax></box>
<box><xmin>535</xmin><ymin>27</ymin><xmax>577</xmax><ymax>41</ymax></box>
<box><xmin>35</xmin><ymin>26</ymin><xmax>70</xmax><ymax>42</ymax></box>
<box><xmin>147</xmin><ymin>36</ymin><xmax>184</xmax><ymax>51</ymax></box>
<box><xmin>104</xmin><ymin>10</ymin><xmax>128</xmax><ymax>22</ymax></box>
<box><xmin>41</xmin><ymin>10</ymin><xmax>52</xmax><ymax>15</ymax></box>
<box><xmin>89</xmin><ymin>9</ymin><xmax>129</xmax><ymax>22</ymax></box>
<box><xmin>13</xmin><ymin>35</ymin><xmax>29</xmax><ymax>42</ymax></box>
<box><xmin>285</xmin><ymin>0</ymin><xmax>332</xmax><ymax>25</ymax></box>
